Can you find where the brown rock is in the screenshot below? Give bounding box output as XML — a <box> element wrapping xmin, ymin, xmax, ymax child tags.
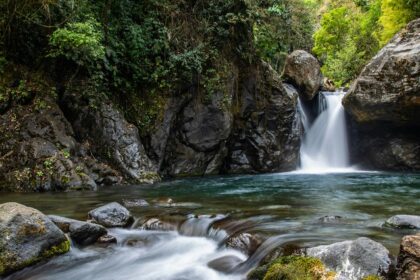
<box><xmin>397</xmin><ymin>234</ymin><xmax>420</xmax><ymax>280</ymax></box>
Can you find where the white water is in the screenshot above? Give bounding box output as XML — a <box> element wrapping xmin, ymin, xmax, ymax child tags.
<box><xmin>299</xmin><ymin>91</ymin><xmax>353</xmax><ymax>173</ymax></box>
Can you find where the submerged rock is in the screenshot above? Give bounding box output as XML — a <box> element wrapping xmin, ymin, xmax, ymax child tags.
<box><xmin>306</xmin><ymin>237</ymin><xmax>392</xmax><ymax>279</ymax></box>
<box><xmin>0</xmin><ymin>203</ymin><xmax>70</xmax><ymax>276</ymax></box>
<box><xmin>226</xmin><ymin>233</ymin><xmax>263</xmax><ymax>256</ymax></box>
<box><xmin>282</xmin><ymin>50</ymin><xmax>323</xmax><ymax>101</ymax></box>
<box><xmin>386</xmin><ymin>215</ymin><xmax>420</xmax><ymax>229</ymax></box>
<box><xmin>96</xmin><ymin>234</ymin><xmax>117</xmax><ymax>245</ymax></box>
<box><xmin>396</xmin><ymin>234</ymin><xmax>420</xmax><ymax>280</ymax></box>
<box><xmin>122</xmin><ymin>199</ymin><xmax>150</xmax><ymax>208</ymax></box>
<box><xmin>88</xmin><ymin>202</ymin><xmax>133</xmax><ymax>228</ymax></box>
<box><xmin>318</xmin><ymin>215</ymin><xmax>343</xmax><ymax>224</ymax></box>
<box><xmin>49</xmin><ymin>215</ymin><xmax>107</xmax><ymax>246</ymax></box>
<box><xmin>207</xmin><ymin>255</ymin><xmax>243</xmax><ymax>273</ymax></box>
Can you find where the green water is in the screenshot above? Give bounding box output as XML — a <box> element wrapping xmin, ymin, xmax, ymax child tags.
<box><xmin>1</xmin><ymin>171</ymin><xmax>419</xmax><ymax>255</ymax></box>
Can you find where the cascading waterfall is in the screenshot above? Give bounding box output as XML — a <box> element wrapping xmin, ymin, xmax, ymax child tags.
<box><xmin>298</xmin><ymin>91</ymin><xmax>352</xmax><ymax>172</ymax></box>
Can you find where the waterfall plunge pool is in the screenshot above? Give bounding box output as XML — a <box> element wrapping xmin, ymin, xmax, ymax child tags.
<box><xmin>2</xmin><ymin>172</ymin><xmax>419</xmax><ymax>280</ymax></box>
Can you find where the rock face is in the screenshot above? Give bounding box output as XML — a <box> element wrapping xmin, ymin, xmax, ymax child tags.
<box><xmin>282</xmin><ymin>50</ymin><xmax>323</xmax><ymax>101</ymax></box>
<box><xmin>343</xmin><ymin>19</ymin><xmax>420</xmax><ymax>171</ymax></box>
<box><xmin>61</xmin><ymin>94</ymin><xmax>159</xmax><ymax>184</ymax></box>
<box><xmin>0</xmin><ymin>96</ymin><xmax>121</xmax><ymax>192</ymax></box>
<box><xmin>88</xmin><ymin>202</ymin><xmax>133</xmax><ymax>227</ymax></box>
<box><xmin>49</xmin><ymin>215</ymin><xmax>107</xmax><ymax>246</ymax></box>
<box><xmin>396</xmin><ymin>234</ymin><xmax>420</xmax><ymax>280</ymax></box>
<box><xmin>0</xmin><ymin>203</ymin><xmax>70</xmax><ymax>276</ymax></box>
<box><xmin>386</xmin><ymin>215</ymin><xmax>420</xmax><ymax>229</ymax></box>
<box><xmin>306</xmin><ymin>237</ymin><xmax>392</xmax><ymax>279</ymax></box>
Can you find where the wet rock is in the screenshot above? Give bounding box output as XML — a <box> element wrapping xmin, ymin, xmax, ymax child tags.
<box><xmin>322</xmin><ymin>77</ymin><xmax>335</xmax><ymax>92</ymax></box>
<box><xmin>386</xmin><ymin>215</ymin><xmax>420</xmax><ymax>229</ymax></box>
<box><xmin>306</xmin><ymin>237</ymin><xmax>392</xmax><ymax>279</ymax></box>
<box><xmin>318</xmin><ymin>215</ymin><xmax>343</xmax><ymax>224</ymax></box>
<box><xmin>226</xmin><ymin>233</ymin><xmax>263</xmax><ymax>256</ymax></box>
<box><xmin>96</xmin><ymin>234</ymin><xmax>117</xmax><ymax>245</ymax></box>
<box><xmin>141</xmin><ymin>218</ymin><xmax>178</xmax><ymax>231</ymax></box>
<box><xmin>343</xmin><ymin>19</ymin><xmax>420</xmax><ymax>126</ymax></box>
<box><xmin>88</xmin><ymin>202</ymin><xmax>133</xmax><ymax>228</ymax></box>
<box><xmin>0</xmin><ymin>203</ymin><xmax>70</xmax><ymax>276</ymax></box>
<box><xmin>207</xmin><ymin>255</ymin><xmax>243</xmax><ymax>273</ymax></box>
<box><xmin>396</xmin><ymin>234</ymin><xmax>420</xmax><ymax>280</ymax></box>
<box><xmin>153</xmin><ymin>198</ymin><xmax>174</xmax><ymax>207</ymax></box>
<box><xmin>48</xmin><ymin>215</ymin><xmax>107</xmax><ymax>246</ymax></box>
<box><xmin>122</xmin><ymin>199</ymin><xmax>149</xmax><ymax>208</ymax></box>
<box><xmin>282</xmin><ymin>50</ymin><xmax>323</xmax><ymax>101</ymax></box>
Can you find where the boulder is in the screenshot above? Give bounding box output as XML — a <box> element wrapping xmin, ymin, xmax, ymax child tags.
<box><xmin>0</xmin><ymin>203</ymin><xmax>70</xmax><ymax>276</ymax></box>
<box><xmin>88</xmin><ymin>202</ymin><xmax>133</xmax><ymax>228</ymax></box>
<box><xmin>282</xmin><ymin>50</ymin><xmax>323</xmax><ymax>101</ymax></box>
<box><xmin>226</xmin><ymin>233</ymin><xmax>262</xmax><ymax>256</ymax></box>
<box><xmin>343</xmin><ymin>19</ymin><xmax>420</xmax><ymax>126</ymax></box>
<box><xmin>343</xmin><ymin>18</ymin><xmax>420</xmax><ymax>171</ymax></box>
<box><xmin>48</xmin><ymin>215</ymin><xmax>107</xmax><ymax>246</ymax></box>
<box><xmin>386</xmin><ymin>215</ymin><xmax>420</xmax><ymax>229</ymax></box>
<box><xmin>396</xmin><ymin>234</ymin><xmax>420</xmax><ymax>280</ymax></box>
<box><xmin>306</xmin><ymin>237</ymin><xmax>392</xmax><ymax>279</ymax></box>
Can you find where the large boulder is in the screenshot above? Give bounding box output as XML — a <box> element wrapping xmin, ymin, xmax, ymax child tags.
<box><xmin>0</xmin><ymin>203</ymin><xmax>70</xmax><ymax>276</ymax></box>
<box><xmin>343</xmin><ymin>18</ymin><xmax>420</xmax><ymax>171</ymax></box>
<box><xmin>386</xmin><ymin>215</ymin><xmax>420</xmax><ymax>229</ymax></box>
<box><xmin>282</xmin><ymin>50</ymin><xmax>323</xmax><ymax>101</ymax></box>
<box><xmin>306</xmin><ymin>237</ymin><xmax>392</xmax><ymax>279</ymax></box>
<box><xmin>48</xmin><ymin>215</ymin><xmax>107</xmax><ymax>246</ymax></box>
<box><xmin>88</xmin><ymin>202</ymin><xmax>133</xmax><ymax>228</ymax></box>
<box><xmin>396</xmin><ymin>234</ymin><xmax>420</xmax><ymax>280</ymax></box>
<box><xmin>343</xmin><ymin>19</ymin><xmax>420</xmax><ymax>126</ymax></box>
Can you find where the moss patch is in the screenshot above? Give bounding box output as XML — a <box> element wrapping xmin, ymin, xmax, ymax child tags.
<box><xmin>42</xmin><ymin>239</ymin><xmax>71</xmax><ymax>258</ymax></box>
<box><xmin>248</xmin><ymin>256</ymin><xmax>335</xmax><ymax>280</ymax></box>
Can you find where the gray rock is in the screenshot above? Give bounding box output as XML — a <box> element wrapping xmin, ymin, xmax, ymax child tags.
<box><xmin>386</xmin><ymin>215</ymin><xmax>420</xmax><ymax>229</ymax></box>
<box><xmin>282</xmin><ymin>50</ymin><xmax>323</xmax><ymax>101</ymax></box>
<box><xmin>122</xmin><ymin>199</ymin><xmax>149</xmax><ymax>208</ymax></box>
<box><xmin>318</xmin><ymin>215</ymin><xmax>343</xmax><ymax>223</ymax></box>
<box><xmin>88</xmin><ymin>202</ymin><xmax>133</xmax><ymax>228</ymax></box>
<box><xmin>396</xmin><ymin>234</ymin><xmax>420</xmax><ymax>280</ymax></box>
<box><xmin>48</xmin><ymin>215</ymin><xmax>107</xmax><ymax>246</ymax></box>
<box><xmin>207</xmin><ymin>255</ymin><xmax>243</xmax><ymax>273</ymax></box>
<box><xmin>306</xmin><ymin>237</ymin><xmax>392</xmax><ymax>279</ymax></box>
<box><xmin>226</xmin><ymin>233</ymin><xmax>263</xmax><ymax>256</ymax></box>
<box><xmin>0</xmin><ymin>203</ymin><xmax>69</xmax><ymax>276</ymax></box>
<box><xmin>96</xmin><ymin>234</ymin><xmax>117</xmax><ymax>245</ymax></box>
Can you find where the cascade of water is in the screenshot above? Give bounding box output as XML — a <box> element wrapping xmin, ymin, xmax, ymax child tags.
<box><xmin>298</xmin><ymin>91</ymin><xmax>351</xmax><ymax>172</ymax></box>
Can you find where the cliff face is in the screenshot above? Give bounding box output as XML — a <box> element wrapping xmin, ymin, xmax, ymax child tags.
<box><xmin>343</xmin><ymin>19</ymin><xmax>420</xmax><ymax>170</ymax></box>
<box><xmin>0</xmin><ymin>61</ymin><xmax>303</xmax><ymax>191</ymax></box>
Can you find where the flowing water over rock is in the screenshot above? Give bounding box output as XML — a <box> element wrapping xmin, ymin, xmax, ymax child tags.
<box><xmin>2</xmin><ymin>173</ymin><xmax>420</xmax><ymax>280</ymax></box>
<box><xmin>299</xmin><ymin>91</ymin><xmax>353</xmax><ymax>173</ymax></box>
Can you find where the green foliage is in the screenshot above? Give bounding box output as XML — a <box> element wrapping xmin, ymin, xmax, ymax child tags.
<box><xmin>49</xmin><ymin>19</ymin><xmax>105</xmax><ymax>69</ymax></box>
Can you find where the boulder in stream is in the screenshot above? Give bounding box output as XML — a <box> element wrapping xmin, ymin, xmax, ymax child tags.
<box><xmin>386</xmin><ymin>215</ymin><xmax>420</xmax><ymax>229</ymax></box>
<box><xmin>226</xmin><ymin>233</ymin><xmax>263</xmax><ymax>256</ymax></box>
<box><xmin>396</xmin><ymin>234</ymin><xmax>420</xmax><ymax>280</ymax></box>
<box><xmin>49</xmin><ymin>215</ymin><xmax>107</xmax><ymax>246</ymax></box>
<box><xmin>88</xmin><ymin>202</ymin><xmax>133</xmax><ymax>228</ymax></box>
<box><xmin>306</xmin><ymin>237</ymin><xmax>392</xmax><ymax>279</ymax></box>
<box><xmin>0</xmin><ymin>203</ymin><xmax>70</xmax><ymax>276</ymax></box>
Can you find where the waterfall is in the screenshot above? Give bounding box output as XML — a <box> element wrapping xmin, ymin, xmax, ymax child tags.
<box><xmin>298</xmin><ymin>91</ymin><xmax>352</xmax><ymax>172</ymax></box>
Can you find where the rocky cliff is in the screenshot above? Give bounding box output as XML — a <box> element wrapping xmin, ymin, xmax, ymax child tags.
<box><xmin>343</xmin><ymin>18</ymin><xmax>420</xmax><ymax>170</ymax></box>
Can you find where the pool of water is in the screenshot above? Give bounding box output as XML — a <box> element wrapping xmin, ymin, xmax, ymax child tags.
<box><xmin>2</xmin><ymin>171</ymin><xmax>420</xmax><ymax>280</ymax></box>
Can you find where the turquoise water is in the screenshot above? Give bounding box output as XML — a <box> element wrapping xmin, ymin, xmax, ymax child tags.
<box><xmin>2</xmin><ymin>172</ymin><xmax>420</xmax><ymax>280</ymax></box>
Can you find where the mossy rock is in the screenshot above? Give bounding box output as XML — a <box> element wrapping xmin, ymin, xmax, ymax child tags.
<box><xmin>248</xmin><ymin>256</ymin><xmax>335</xmax><ymax>280</ymax></box>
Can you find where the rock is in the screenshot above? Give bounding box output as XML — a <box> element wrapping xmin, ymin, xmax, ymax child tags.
<box><xmin>343</xmin><ymin>18</ymin><xmax>420</xmax><ymax>171</ymax></box>
<box><xmin>225</xmin><ymin>62</ymin><xmax>301</xmax><ymax>173</ymax></box>
<box><xmin>48</xmin><ymin>215</ymin><xmax>107</xmax><ymax>246</ymax></box>
<box><xmin>396</xmin><ymin>234</ymin><xmax>420</xmax><ymax>280</ymax></box>
<box><xmin>343</xmin><ymin>19</ymin><xmax>420</xmax><ymax>126</ymax></box>
<box><xmin>96</xmin><ymin>234</ymin><xmax>117</xmax><ymax>245</ymax></box>
<box><xmin>207</xmin><ymin>255</ymin><xmax>243</xmax><ymax>273</ymax></box>
<box><xmin>226</xmin><ymin>233</ymin><xmax>262</xmax><ymax>256</ymax></box>
<box><xmin>141</xmin><ymin>218</ymin><xmax>178</xmax><ymax>231</ymax></box>
<box><xmin>0</xmin><ymin>203</ymin><xmax>70</xmax><ymax>276</ymax></box>
<box><xmin>322</xmin><ymin>77</ymin><xmax>336</xmax><ymax>92</ymax></box>
<box><xmin>386</xmin><ymin>215</ymin><xmax>420</xmax><ymax>229</ymax></box>
<box><xmin>60</xmin><ymin>93</ymin><xmax>159</xmax><ymax>184</ymax></box>
<box><xmin>122</xmin><ymin>199</ymin><xmax>149</xmax><ymax>208</ymax></box>
<box><xmin>306</xmin><ymin>237</ymin><xmax>392</xmax><ymax>279</ymax></box>
<box><xmin>88</xmin><ymin>202</ymin><xmax>133</xmax><ymax>228</ymax></box>
<box><xmin>282</xmin><ymin>50</ymin><xmax>323</xmax><ymax>101</ymax></box>
<box><xmin>318</xmin><ymin>215</ymin><xmax>343</xmax><ymax>223</ymax></box>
